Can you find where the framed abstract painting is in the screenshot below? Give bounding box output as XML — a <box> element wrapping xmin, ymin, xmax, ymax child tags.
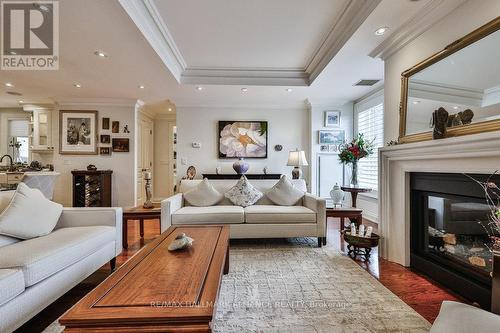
<box><xmin>218</xmin><ymin>121</ymin><xmax>268</xmax><ymax>158</ymax></box>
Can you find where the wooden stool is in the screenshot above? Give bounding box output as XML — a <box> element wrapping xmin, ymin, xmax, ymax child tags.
<box><xmin>326</xmin><ymin>207</ymin><xmax>363</xmax><ymax>232</ymax></box>
<box><xmin>122</xmin><ymin>203</ymin><xmax>161</xmax><ymax>249</ymax></box>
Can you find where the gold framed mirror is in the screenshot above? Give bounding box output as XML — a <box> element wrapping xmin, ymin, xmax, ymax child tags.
<box><xmin>399</xmin><ymin>16</ymin><xmax>500</xmax><ymax>143</ymax></box>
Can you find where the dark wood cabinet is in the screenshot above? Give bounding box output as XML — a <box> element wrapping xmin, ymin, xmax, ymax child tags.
<box><xmin>202</xmin><ymin>173</ymin><xmax>282</xmax><ymax>180</ymax></box>
<box><xmin>72</xmin><ymin>170</ymin><xmax>112</xmax><ymax>207</ymax></box>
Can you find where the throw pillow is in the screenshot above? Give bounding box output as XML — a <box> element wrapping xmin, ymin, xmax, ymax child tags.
<box><xmin>0</xmin><ymin>182</ymin><xmax>63</xmax><ymax>239</ymax></box>
<box><xmin>224</xmin><ymin>176</ymin><xmax>263</xmax><ymax>207</ymax></box>
<box><xmin>183</xmin><ymin>178</ymin><xmax>223</xmax><ymax>207</ymax></box>
<box><xmin>266</xmin><ymin>175</ymin><xmax>305</xmax><ymax>206</ymax></box>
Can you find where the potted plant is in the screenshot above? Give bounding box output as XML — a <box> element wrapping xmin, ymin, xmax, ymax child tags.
<box><xmin>338</xmin><ymin>133</ymin><xmax>374</xmax><ymax>187</ymax></box>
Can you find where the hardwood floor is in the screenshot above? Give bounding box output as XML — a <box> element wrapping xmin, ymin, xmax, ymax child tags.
<box><xmin>17</xmin><ymin>217</ymin><xmax>465</xmax><ymax>332</ymax></box>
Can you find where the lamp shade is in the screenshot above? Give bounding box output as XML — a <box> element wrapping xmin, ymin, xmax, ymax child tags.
<box><xmin>287</xmin><ymin>150</ymin><xmax>308</xmax><ymax>167</ymax></box>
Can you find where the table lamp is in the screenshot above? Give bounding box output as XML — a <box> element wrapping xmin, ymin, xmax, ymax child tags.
<box><xmin>287</xmin><ymin>149</ymin><xmax>308</xmax><ymax>179</ymax></box>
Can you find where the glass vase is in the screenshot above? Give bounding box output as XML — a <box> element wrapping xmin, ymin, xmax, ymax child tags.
<box><xmin>351</xmin><ymin>160</ymin><xmax>358</xmax><ymax>187</ymax></box>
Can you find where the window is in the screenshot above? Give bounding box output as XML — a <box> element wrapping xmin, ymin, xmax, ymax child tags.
<box><xmin>356</xmin><ymin>103</ymin><xmax>383</xmax><ymax>191</ymax></box>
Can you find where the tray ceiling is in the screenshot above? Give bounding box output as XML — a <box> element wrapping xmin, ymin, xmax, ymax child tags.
<box><xmin>119</xmin><ymin>0</ymin><xmax>381</xmax><ymax>86</ymax></box>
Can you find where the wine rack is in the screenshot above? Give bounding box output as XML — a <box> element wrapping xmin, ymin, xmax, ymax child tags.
<box><xmin>72</xmin><ymin>170</ymin><xmax>112</xmax><ymax>207</ymax></box>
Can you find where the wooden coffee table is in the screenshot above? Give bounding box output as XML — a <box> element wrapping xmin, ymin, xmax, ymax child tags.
<box><xmin>60</xmin><ymin>225</ymin><xmax>230</xmax><ymax>332</ymax></box>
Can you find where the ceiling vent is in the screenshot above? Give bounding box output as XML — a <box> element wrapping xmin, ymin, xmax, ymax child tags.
<box><xmin>6</xmin><ymin>91</ymin><xmax>22</xmax><ymax>96</ymax></box>
<box><xmin>354</xmin><ymin>79</ymin><xmax>380</xmax><ymax>86</ymax></box>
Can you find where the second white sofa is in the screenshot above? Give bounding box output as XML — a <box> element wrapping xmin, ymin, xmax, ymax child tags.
<box><xmin>161</xmin><ymin>179</ymin><xmax>326</xmax><ymax>246</ymax></box>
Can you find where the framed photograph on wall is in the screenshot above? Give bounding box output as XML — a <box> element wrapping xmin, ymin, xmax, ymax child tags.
<box><xmin>100</xmin><ymin>134</ymin><xmax>110</xmax><ymax>144</ymax></box>
<box><xmin>318</xmin><ymin>130</ymin><xmax>345</xmax><ymax>145</ymax></box>
<box><xmin>102</xmin><ymin>117</ymin><xmax>110</xmax><ymax>130</ymax></box>
<box><xmin>218</xmin><ymin>121</ymin><xmax>268</xmax><ymax>158</ymax></box>
<box><xmin>59</xmin><ymin>110</ymin><xmax>98</xmax><ymax>155</ymax></box>
<box><xmin>112</xmin><ymin>121</ymin><xmax>120</xmax><ymax>133</ymax></box>
<box><xmin>324</xmin><ymin>111</ymin><xmax>341</xmax><ymax>127</ymax></box>
<box><xmin>100</xmin><ymin>147</ymin><xmax>111</xmax><ymax>155</ymax></box>
<box><xmin>112</xmin><ymin>138</ymin><xmax>129</xmax><ymax>152</ymax></box>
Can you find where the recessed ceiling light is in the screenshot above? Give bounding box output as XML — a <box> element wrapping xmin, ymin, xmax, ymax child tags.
<box><xmin>168</xmin><ymin>108</ymin><xmax>172</xmax><ymax>112</ymax></box>
<box><xmin>196</xmin><ymin>86</ymin><xmax>203</xmax><ymax>91</ymax></box>
<box><xmin>74</xmin><ymin>83</ymin><xmax>82</xmax><ymax>88</ymax></box>
<box><xmin>94</xmin><ymin>50</ymin><xmax>108</xmax><ymax>58</ymax></box>
<box><xmin>286</xmin><ymin>88</ymin><xmax>293</xmax><ymax>92</ymax></box>
<box><xmin>18</xmin><ymin>100</ymin><xmax>24</xmax><ymax>104</ymax></box>
<box><xmin>5</xmin><ymin>82</ymin><xmax>14</xmax><ymax>88</ymax></box>
<box><xmin>453</xmin><ymin>106</ymin><xmax>459</xmax><ymax>110</ymax></box>
<box><xmin>412</xmin><ymin>100</ymin><xmax>420</xmax><ymax>104</ymax></box>
<box><xmin>138</xmin><ymin>85</ymin><xmax>145</xmax><ymax>89</ymax></box>
<box><xmin>241</xmin><ymin>88</ymin><xmax>248</xmax><ymax>92</ymax></box>
<box><xmin>374</xmin><ymin>26</ymin><xmax>389</xmax><ymax>36</ymax></box>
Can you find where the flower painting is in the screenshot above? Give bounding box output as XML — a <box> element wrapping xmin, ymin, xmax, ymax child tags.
<box><xmin>218</xmin><ymin>121</ymin><xmax>268</xmax><ymax>158</ymax></box>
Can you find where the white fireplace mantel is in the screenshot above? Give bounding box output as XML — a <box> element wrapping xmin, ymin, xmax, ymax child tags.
<box><xmin>378</xmin><ymin>131</ymin><xmax>500</xmax><ymax>266</ymax></box>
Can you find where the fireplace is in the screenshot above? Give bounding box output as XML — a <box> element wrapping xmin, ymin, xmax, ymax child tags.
<box><xmin>410</xmin><ymin>172</ymin><xmax>498</xmax><ymax>309</ymax></box>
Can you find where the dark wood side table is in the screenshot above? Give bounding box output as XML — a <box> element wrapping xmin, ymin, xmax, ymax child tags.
<box><xmin>122</xmin><ymin>203</ymin><xmax>161</xmax><ymax>249</ymax></box>
<box><xmin>326</xmin><ymin>207</ymin><xmax>363</xmax><ymax>233</ymax></box>
<box><xmin>341</xmin><ymin>186</ymin><xmax>372</xmax><ymax>207</ymax></box>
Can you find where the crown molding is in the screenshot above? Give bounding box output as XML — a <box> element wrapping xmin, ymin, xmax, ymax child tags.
<box><xmin>174</xmin><ymin>101</ymin><xmax>309</xmax><ymax>110</ymax></box>
<box><xmin>369</xmin><ymin>0</ymin><xmax>468</xmax><ymax>60</ymax></box>
<box><xmin>57</xmin><ymin>98</ymin><xmax>139</xmax><ymax>107</ymax></box>
<box><xmin>120</xmin><ymin>0</ymin><xmax>380</xmax><ymax>86</ymax></box>
<box><xmin>118</xmin><ymin>0</ymin><xmax>186</xmax><ymax>81</ymax></box>
<box><xmin>306</xmin><ymin>0</ymin><xmax>381</xmax><ymax>83</ymax></box>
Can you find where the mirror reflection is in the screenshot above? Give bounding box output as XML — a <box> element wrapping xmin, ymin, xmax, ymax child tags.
<box><xmin>406</xmin><ymin>29</ymin><xmax>500</xmax><ymax>135</ymax></box>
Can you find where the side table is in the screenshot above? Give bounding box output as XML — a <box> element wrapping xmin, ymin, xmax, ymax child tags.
<box><xmin>340</xmin><ymin>186</ymin><xmax>372</xmax><ymax>207</ymax></box>
<box><xmin>326</xmin><ymin>207</ymin><xmax>363</xmax><ymax>233</ymax></box>
<box><xmin>122</xmin><ymin>203</ymin><xmax>161</xmax><ymax>249</ymax></box>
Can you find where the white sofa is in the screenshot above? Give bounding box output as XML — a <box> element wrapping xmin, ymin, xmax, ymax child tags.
<box><xmin>0</xmin><ymin>206</ymin><xmax>123</xmax><ymax>333</ymax></box>
<box><xmin>161</xmin><ymin>179</ymin><xmax>326</xmax><ymax>246</ymax></box>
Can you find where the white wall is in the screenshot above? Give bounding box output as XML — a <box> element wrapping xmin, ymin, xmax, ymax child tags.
<box><xmin>33</xmin><ymin>102</ymin><xmax>137</xmax><ymax>207</ymax></box>
<box><xmin>384</xmin><ymin>0</ymin><xmax>500</xmax><ymax>143</ymax></box>
<box><xmin>176</xmin><ymin>105</ymin><xmax>309</xmax><ymax>185</ymax></box>
<box><xmin>308</xmin><ymin>102</ymin><xmax>353</xmax><ymax>197</ymax></box>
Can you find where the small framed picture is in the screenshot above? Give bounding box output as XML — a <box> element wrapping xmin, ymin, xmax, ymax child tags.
<box><xmin>325</xmin><ymin>111</ymin><xmax>341</xmax><ymax>127</ymax></box>
<box><xmin>102</xmin><ymin>117</ymin><xmax>110</xmax><ymax>130</ymax></box>
<box><xmin>112</xmin><ymin>138</ymin><xmax>129</xmax><ymax>152</ymax></box>
<box><xmin>100</xmin><ymin>147</ymin><xmax>111</xmax><ymax>155</ymax></box>
<box><xmin>320</xmin><ymin>145</ymin><xmax>329</xmax><ymax>152</ymax></box>
<box><xmin>328</xmin><ymin>144</ymin><xmax>338</xmax><ymax>152</ymax></box>
<box><xmin>112</xmin><ymin>121</ymin><xmax>120</xmax><ymax>133</ymax></box>
<box><xmin>319</xmin><ymin>130</ymin><xmax>345</xmax><ymax>145</ymax></box>
<box><xmin>100</xmin><ymin>134</ymin><xmax>110</xmax><ymax>144</ymax></box>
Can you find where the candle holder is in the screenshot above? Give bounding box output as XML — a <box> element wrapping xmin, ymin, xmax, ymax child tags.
<box><xmin>143</xmin><ymin>171</ymin><xmax>153</xmax><ymax>209</ymax></box>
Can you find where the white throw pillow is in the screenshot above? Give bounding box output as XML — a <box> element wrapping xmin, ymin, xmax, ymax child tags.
<box><xmin>0</xmin><ymin>182</ymin><xmax>63</xmax><ymax>239</ymax></box>
<box><xmin>183</xmin><ymin>178</ymin><xmax>223</xmax><ymax>207</ymax></box>
<box><xmin>266</xmin><ymin>175</ymin><xmax>305</xmax><ymax>206</ymax></box>
<box><xmin>224</xmin><ymin>176</ymin><xmax>263</xmax><ymax>207</ymax></box>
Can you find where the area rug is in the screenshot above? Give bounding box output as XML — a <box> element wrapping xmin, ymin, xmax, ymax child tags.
<box><xmin>44</xmin><ymin>239</ymin><xmax>431</xmax><ymax>333</ymax></box>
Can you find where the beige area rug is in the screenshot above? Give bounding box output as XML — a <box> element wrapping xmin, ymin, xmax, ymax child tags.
<box><xmin>44</xmin><ymin>239</ymin><xmax>431</xmax><ymax>333</ymax></box>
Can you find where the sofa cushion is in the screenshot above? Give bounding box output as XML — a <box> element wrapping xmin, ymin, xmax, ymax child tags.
<box><xmin>0</xmin><ymin>269</ymin><xmax>24</xmax><ymax>306</ymax></box>
<box><xmin>183</xmin><ymin>178</ymin><xmax>223</xmax><ymax>207</ymax></box>
<box><xmin>245</xmin><ymin>205</ymin><xmax>316</xmax><ymax>223</ymax></box>
<box><xmin>0</xmin><ymin>234</ymin><xmax>20</xmax><ymax>248</ymax></box>
<box><xmin>0</xmin><ymin>182</ymin><xmax>63</xmax><ymax>239</ymax></box>
<box><xmin>224</xmin><ymin>176</ymin><xmax>263</xmax><ymax>207</ymax></box>
<box><xmin>430</xmin><ymin>301</ymin><xmax>500</xmax><ymax>333</ymax></box>
<box><xmin>0</xmin><ymin>226</ymin><xmax>115</xmax><ymax>287</ymax></box>
<box><xmin>172</xmin><ymin>206</ymin><xmax>244</xmax><ymax>224</ymax></box>
<box><xmin>265</xmin><ymin>175</ymin><xmax>305</xmax><ymax>206</ymax></box>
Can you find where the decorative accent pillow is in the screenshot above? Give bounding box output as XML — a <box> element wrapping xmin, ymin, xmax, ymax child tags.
<box><xmin>183</xmin><ymin>178</ymin><xmax>223</xmax><ymax>207</ymax></box>
<box><xmin>266</xmin><ymin>175</ymin><xmax>305</xmax><ymax>206</ymax></box>
<box><xmin>0</xmin><ymin>182</ymin><xmax>63</xmax><ymax>239</ymax></box>
<box><xmin>224</xmin><ymin>176</ymin><xmax>263</xmax><ymax>207</ymax></box>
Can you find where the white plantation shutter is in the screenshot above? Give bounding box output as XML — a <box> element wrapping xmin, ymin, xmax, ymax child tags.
<box><xmin>357</xmin><ymin>103</ymin><xmax>383</xmax><ymax>191</ymax></box>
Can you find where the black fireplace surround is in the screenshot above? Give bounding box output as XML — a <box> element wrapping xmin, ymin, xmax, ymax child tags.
<box><xmin>410</xmin><ymin>172</ymin><xmax>499</xmax><ymax>310</ymax></box>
